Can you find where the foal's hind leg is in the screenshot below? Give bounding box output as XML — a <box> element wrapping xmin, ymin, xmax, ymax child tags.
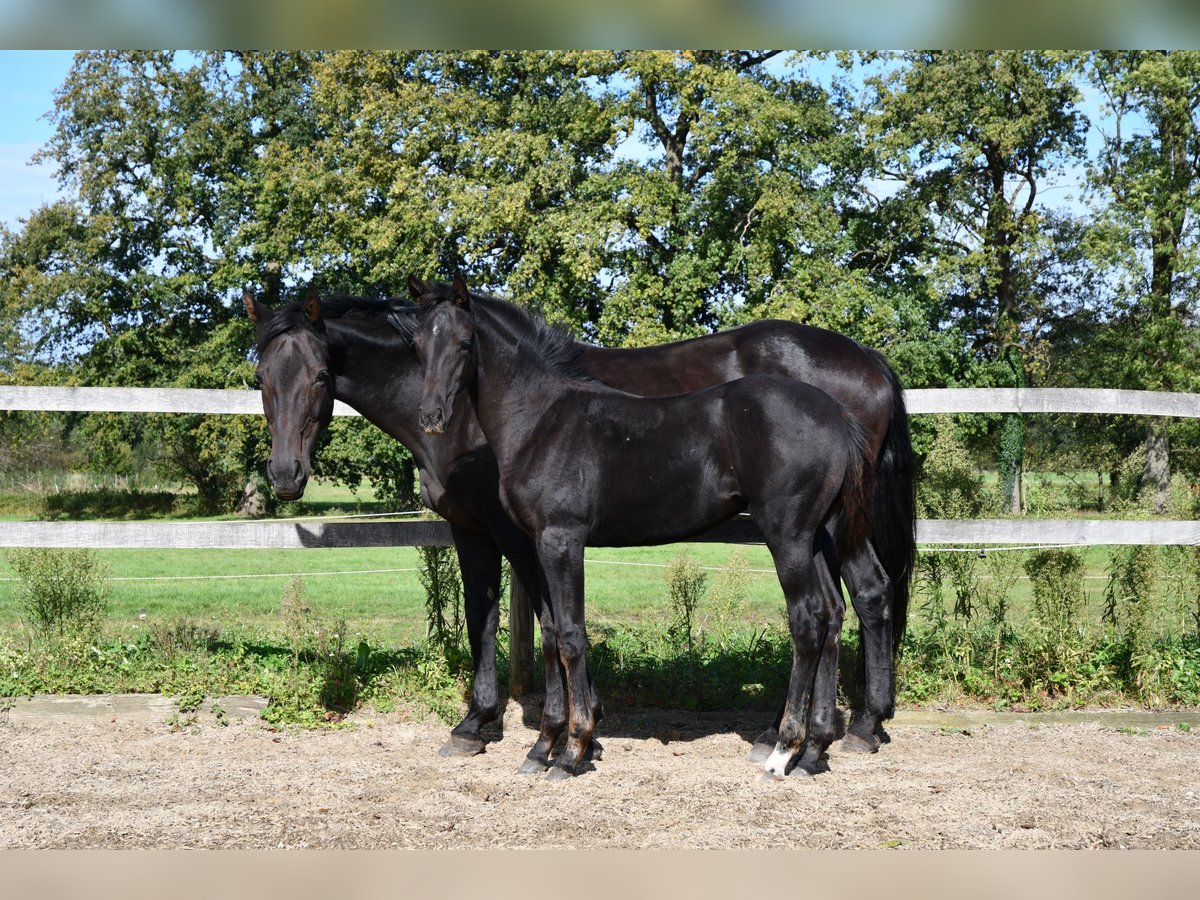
<box><xmin>791</xmin><ymin>558</ymin><xmax>845</xmax><ymax>777</ymax></box>
<box><xmin>760</xmin><ymin>531</ymin><xmax>829</xmax><ymax>780</ymax></box>
<box><xmin>841</xmin><ymin>543</ymin><xmax>894</xmax><ymax>753</ymax></box>
<box><xmin>747</xmin><ymin>529</ymin><xmax>840</xmax><ymax>766</ymax></box>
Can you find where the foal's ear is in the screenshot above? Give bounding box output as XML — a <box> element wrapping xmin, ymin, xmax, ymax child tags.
<box><xmin>451</xmin><ymin>274</ymin><xmax>471</xmax><ymax>308</ymax></box>
<box><xmin>407</xmin><ymin>275</ymin><xmax>428</xmax><ymax>302</ymax></box>
<box><xmin>243</xmin><ymin>289</ymin><xmax>270</xmax><ymax>326</ymax></box>
<box><xmin>302</xmin><ymin>288</ymin><xmax>322</xmax><ymax>324</ymax></box>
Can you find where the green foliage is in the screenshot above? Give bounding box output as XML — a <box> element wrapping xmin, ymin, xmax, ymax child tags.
<box><xmin>917</xmin><ymin>416</ymin><xmax>989</xmax><ymax>519</ymax></box>
<box><xmin>708</xmin><ymin>547</ymin><xmax>751</xmax><ymax>631</ymax></box>
<box><xmin>41</xmin><ymin>488</ymin><xmax>179</xmax><ymax>520</ymax></box>
<box><xmin>5</xmin><ymin>548</ymin><xmax>110</xmax><ymax>644</ymax></box>
<box><xmin>664</xmin><ymin>550</ymin><xmax>707</xmax><ymax>653</ymax></box>
<box><xmin>1023</xmin><ymin>549</ymin><xmax>1087</xmax><ymax>693</ymax></box>
<box><xmin>417</xmin><ymin>540</ymin><xmax>465</xmax><ymax>665</ymax></box>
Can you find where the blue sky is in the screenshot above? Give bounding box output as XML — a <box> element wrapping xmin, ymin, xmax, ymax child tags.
<box><xmin>0</xmin><ymin>50</ymin><xmax>1111</xmax><ymax>236</ymax></box>
<box><xmin>0</xmin><ymin>50</ymin><xmax>73</xmax><ymax>231</ymax></box>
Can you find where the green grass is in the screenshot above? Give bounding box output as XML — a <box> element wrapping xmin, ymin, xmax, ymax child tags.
<box><xmin>0</xmin><ymin>540</ymin><xmax>1190</xmax><ymax>645</ymax></box>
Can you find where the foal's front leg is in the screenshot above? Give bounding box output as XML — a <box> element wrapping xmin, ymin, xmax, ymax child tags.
<box><xmin>536</xmin><ymin>528</ymin><xmax>597</xmax><ymax>781</ymax></box>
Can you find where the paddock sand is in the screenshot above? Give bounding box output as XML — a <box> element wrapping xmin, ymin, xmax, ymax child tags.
<box><xmin>1</xmin><ymin>699</ymin><xmax>1198</xmax><ymax>849</ymax></box>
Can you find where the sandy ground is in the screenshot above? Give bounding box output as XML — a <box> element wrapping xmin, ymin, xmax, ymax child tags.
<box><xmin>1</xmin><ymin>699</ymin><xmax>1198</xmax><ymax>849</ymax></box>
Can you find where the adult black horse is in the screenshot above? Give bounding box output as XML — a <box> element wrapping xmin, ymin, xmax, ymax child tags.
<box><xmin>412</xmin><ymin>277</ymin><xmax>876</xmax><ymax>779</ymax></box>
<box><xmin>246</xmin><ymin>280</ymin><xmax>913</xmax><ymax>765</ymax></box>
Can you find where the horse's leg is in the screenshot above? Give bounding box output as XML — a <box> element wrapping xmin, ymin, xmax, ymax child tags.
<box><xmin>840</xmin><ymin>542</ymin><xmax>894</xmax><ymax>753</ymax></box>
<box><xmin>517</xmin><ymin>594</ymin><xmax>568</xmax><ymax>774</ymax></box>
<box><xmin>760</xmin><ymin>528</ymin><xmax>827</xmax><ymax>780</ymax></box>
<box><xmin>748</xmin><ymin>529</ymin><xmax>839</xmax><ymax>765</ymax></box>
<box><xmin>535</xmin><ymin>528</ymin><xmax>596</xmax><ymax>781</ymax></box>
<box><xmin>441</xmin><ymin>526</ymin><xmax>502</xmax><ymax>757</ymax></box>
<box><xmin>792</xmin><ymin>552</ymin><xmax>845</xmax><ymax>777</ymax></box>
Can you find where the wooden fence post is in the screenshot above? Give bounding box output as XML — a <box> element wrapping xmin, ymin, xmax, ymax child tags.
<box><xmin>508</xmin><ymin>577</ymin><xmax>535</xmax><ymax>698</ymax></box>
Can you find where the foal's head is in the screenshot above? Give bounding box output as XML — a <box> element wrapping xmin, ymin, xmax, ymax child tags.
<box><xmin>245</xmin><ymin>289</ymin><xmax>336</xmax><ymax>500</ymax></box>
<box><xmin>409</xmin><ymin>274</ymin><xmax>476</xmax><ymax>436</ymax></box>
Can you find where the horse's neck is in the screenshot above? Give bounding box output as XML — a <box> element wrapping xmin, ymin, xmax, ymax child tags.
<box><xmin>324</xmin><ymin>320</ymin><xmax>434</xmax><ymax>458</ymax></box>
<box><xmin>471</xmin><ymin>306</ymin><xmax>580</xmax><ymax>463</ymax></box>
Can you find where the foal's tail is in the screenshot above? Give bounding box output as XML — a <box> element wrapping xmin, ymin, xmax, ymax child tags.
<box><xmin>866</xmin><ymin>349</ymin><xmax>917</xmax><ymax>653</ymax></box>
<box><xmin>834</xmin><ymin>409</ymin><xmax>876</xmax><ymax>564</ymax></box>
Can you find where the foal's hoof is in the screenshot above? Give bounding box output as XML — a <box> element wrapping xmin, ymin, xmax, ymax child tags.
<box><xmin>438</xmin><ymin>734</ymin><xmax>486</xmax><ymax>757</ymax></box>
<box><xmin>746</xmin><ymin>729</ymin><xmax>779</xmax><ymax>764</ymax></box>
<box><xmin>840</xmin><ymin>731</ymin><xmax>881</xmax><ymax>754</ymax></box>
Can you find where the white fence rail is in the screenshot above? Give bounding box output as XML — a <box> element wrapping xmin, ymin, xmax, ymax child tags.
<box><xmin>2</xmin><ymin>517</ymin><xmax>1198</xmax><ymax>549</ymax></box>
<box><xmin>5</xmin><ymin>385</ymin><xmax>1200</xmax><ymax>419</ymax></box>
<box><xmin>3</xmin><ymin>385</ymin><xmax>1199</xmax><ymax>549</ymax></box>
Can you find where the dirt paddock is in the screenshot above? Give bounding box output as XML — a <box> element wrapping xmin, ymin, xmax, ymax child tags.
<box><xmin>1</xmin><ymin>698</ymin><xmax>1198</xmax><ymax>849</ymax></box>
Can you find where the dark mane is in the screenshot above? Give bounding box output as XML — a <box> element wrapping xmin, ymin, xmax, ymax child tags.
<box><xmin>419</xmin><ymin>280</ymin><xmax>592</xmax><ymax>382</ymax></box>
<box><xmin>255</xmin><ymin>293</ymin><xmax>418</xmax><ymax>356</ymax></box>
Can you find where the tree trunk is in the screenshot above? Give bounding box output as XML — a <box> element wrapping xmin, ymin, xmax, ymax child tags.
<box><xmin>1142</xmin><ymin>419</ymin><xmax>1171</xmax><ymax>513</ymax></box>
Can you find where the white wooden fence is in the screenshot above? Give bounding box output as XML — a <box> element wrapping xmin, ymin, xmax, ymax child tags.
<box><xmin>5</xmin><ymin>383</ymin><xmax>1199</xmax><ymax>693</ymax></box>
<box><xmin>3</xmin><ymin>384</ymin><xmax>1199</xmax><ymax>551</ymax></box>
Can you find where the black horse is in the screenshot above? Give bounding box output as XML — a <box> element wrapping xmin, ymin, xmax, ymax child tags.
<box><xmin>413</xmin><ymin>276</ymin><xmax>877</xmax><ymax>779</ymax></box>
<box><xmin>247</xmin><ymin>280</ymin><xmax>913</xmax><ymax>767</ymax></box>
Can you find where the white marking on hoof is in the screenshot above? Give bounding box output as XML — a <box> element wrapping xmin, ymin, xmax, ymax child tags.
<box><xmin>763</xmin><ymin>745</ymin><xmax>792</xmax><ymax>778</ymax></box>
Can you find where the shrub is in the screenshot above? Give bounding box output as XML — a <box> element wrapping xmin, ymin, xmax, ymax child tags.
<box><xmin>1023</xmin><ymin>549</ymin><xmax>1087</xmax><ymax>695</ymax></box>
<box><xmin>664</xmin><ymin>550</ymin><xmax>707</xmax><ymax>653</ymax></box>
<box><xmin>5</xmin><ymin>547</ymin><xmax>110</xmax><ymax>643</ymax></box>
<box><xmin>417</xmin><ymin>542</ymin><xmax>464</xmax><ymax>663</ymax></box>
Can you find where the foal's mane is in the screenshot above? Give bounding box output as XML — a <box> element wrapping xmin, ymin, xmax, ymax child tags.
<box><xmin>418</xmin><ymin>280</ymin><xmax>592</xmax><ymax>382</ymax></box>
<box><xmin>255</xmin><ymin>293</ymin><xmax>418</xmax><ymax>357</ymax></box>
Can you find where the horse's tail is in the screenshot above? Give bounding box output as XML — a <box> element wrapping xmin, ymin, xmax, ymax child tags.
<box><xmin>835</xmin><ymin>408</ymin><xmax>876</xmax><ymax>565</ymax></box>
<box><xmin>866</xmin><ymin>349</ymin><xmax>917</xmax><ymax>654</ymax></box>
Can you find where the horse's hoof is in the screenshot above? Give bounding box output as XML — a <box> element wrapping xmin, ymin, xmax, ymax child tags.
<box><xmin>759</xmin><ymin>770</ymin><xmax>786</xmax><ymax>784</ymax></box>
<box><xmin>545</xmin><ymin>765</ymin><xmax>575</xmax><ymax>782</ymax></box>
<box><xmin>746</xmin><ymin>742</ymin><xmax>774</xmax><ymax>764</ymax></box>
<box><xmin>517</xmin><ymin>757</ymin><xmax>549</xmax><ymax>775</ymax></box>
<box><xmin>438</xmin><ymin>734</ymin><xmax>486</xmax><ymax>757</ymax></box>
<box><xmin>841</xmin><ymin>731</ymin><xmax>881</xmax><ymax>754</ymax></box>
<box><xmin>746</xmin><ymin>728</ymin><xmax>778</xmax><ymax>764</ymax></box>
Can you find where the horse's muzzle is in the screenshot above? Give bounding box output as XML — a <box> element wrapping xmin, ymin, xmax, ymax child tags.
<box><xmin>419</xmin><ymin>407</ymin><xmax>447</xmax><ymax>435</ymax></box>
<box><xmin>268</xmin><ymin>457</ymin><xmax>308</xmax><ymax>500</ymax></box>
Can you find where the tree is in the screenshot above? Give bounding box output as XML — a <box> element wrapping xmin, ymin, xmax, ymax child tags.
<box><xmin>866</xmin><ymin>51</ymin><xmax>1087</xmax><ymax>512</ymax></box>
<box><xmin>1086</xmin><ymin>51</ymin><xmax>1200</xmax><ymax>511</ymax></box>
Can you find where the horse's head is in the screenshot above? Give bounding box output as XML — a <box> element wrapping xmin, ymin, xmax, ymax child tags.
<box><xmin>244</xmin><ymin>288</ymin><xmax>336</xmax><ymax>500</ymax></box>
<box><xmin>409</xmin><ymin>274</ymin><xmax>476</xmax><ymax>436</ymax></box>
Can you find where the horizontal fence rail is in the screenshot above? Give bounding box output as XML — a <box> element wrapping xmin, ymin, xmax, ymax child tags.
<box><xmin>3</xmin><ymin>518</ymin><xmax>1199</xmax><ymax>549</ymax></box>
<box><xmin>5</xmin><ymin>385</ymin><xmax>1200</xmax><ymax>419</ymax></box>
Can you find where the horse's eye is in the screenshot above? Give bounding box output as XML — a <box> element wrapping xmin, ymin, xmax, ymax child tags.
<box><xmin>315</xmin><ymin>371</ymin><xmax>330</xmax><ymax>384</ymax></box>
<box><xmin>459</xmin><ymin>339</ymin><xmax>473</xmax><ymax>351</ymax></box>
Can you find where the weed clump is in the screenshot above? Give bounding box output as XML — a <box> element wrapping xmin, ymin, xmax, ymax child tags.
<box><xmin>5</xmin><ymin>547</ymin><xmax>110</xmax><ymax>645</ymax></box>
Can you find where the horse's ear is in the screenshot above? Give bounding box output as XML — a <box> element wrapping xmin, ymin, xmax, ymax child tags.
<box><xmin>302</xmin><ymin>288</ymin><xmax>322</xmax><ymax>324</ymax></box>
<box><xmin>243</xmin><ymin>289</ymin><xmax>270</xmax><ymax>326</ymax></box>
<box><xmin>451</xmin><ymin>274</ymin><xmax>471</xmax><ymax>308</ymax></box>
<box><xmin>407</xmin><ymin>275</ymin><xmax>428</xmax><ymax>302</ymax></box>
